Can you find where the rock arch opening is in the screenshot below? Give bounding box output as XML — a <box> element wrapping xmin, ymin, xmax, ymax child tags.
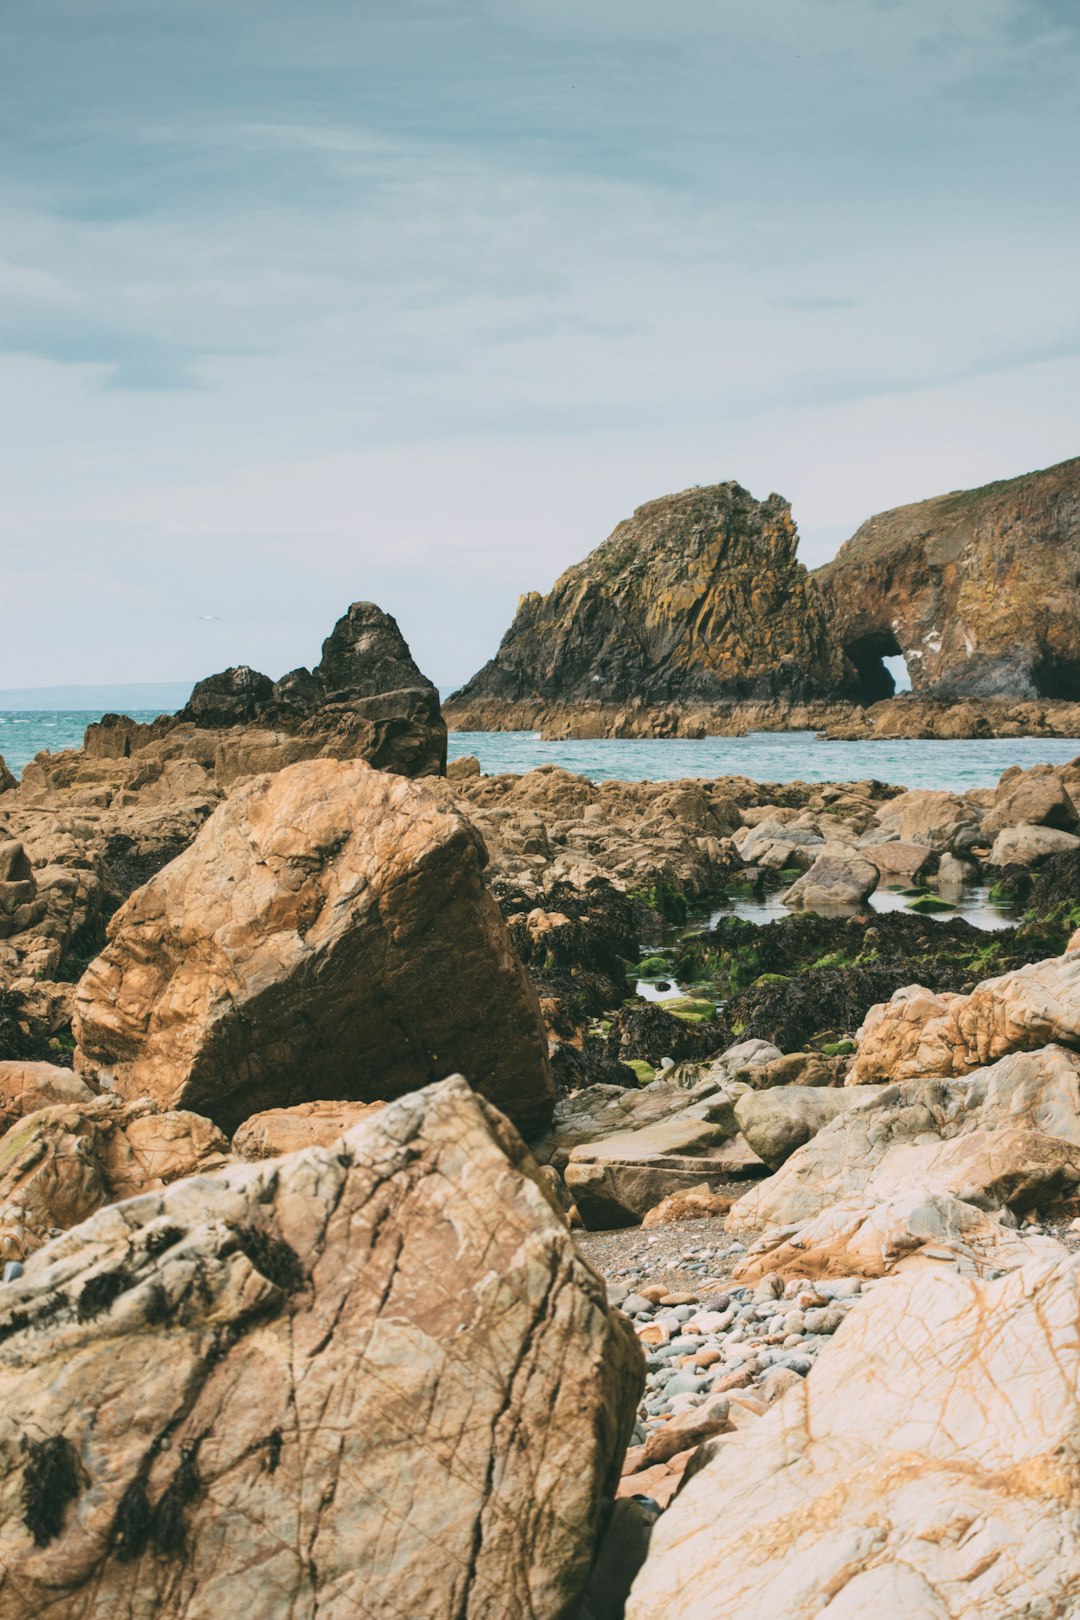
<box><xmin>845</xmin><ymin>631</ymin><xmax>909</xmax><ymax>705</ymax></box>
<box><xmin>1033</xmin><ymin>649</ymin><xmax>1080</xmax><ymax>701</ymax></box>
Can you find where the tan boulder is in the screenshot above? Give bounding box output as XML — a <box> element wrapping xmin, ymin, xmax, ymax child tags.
<box><xmin>734</xmin><ymin>1084</ymin><xmax>885</xmax><ymax>1170</ymax></box>
<box><xmin>0</xmin><ymin>1095</ymin><xmax>230</xmax><ymax>1261</ymax></box>
<box><xmin>0</xmin><ymin>1061</ymin><xmax>95</xmax><ymax>1131</ymax></box>
<box><xmin>848</xmin><ymin>951</ymin><xmax>1080</xmax><ymax>1085</ymax></box>
<box><xmin>857</xmin><ymin>840</ymin><xmax>935</xmax><ymax>882</ymax></box>
<box><xmin>868</xmin><ymin>789</ymin><xmax>982</xmax><ymax>853</ymax></box>
<box><xmin>729</xmin><ymin>1045</ymin><xmax>1080</xmax><ymax>1237</ymax></box>
<box><xmin>73</xmin><ymin>759</ymin><xmax>554</xmax><ymax>1136</ymax></box>
<box><xmin>988</xmin><ymin>822</ymin><xmax>1080</xmax><ymax>865</ymax></box>
<box><xmin>640</xmin><ymin>1182</ymin><xmax>734</xmax><ymax>1226</ymax></box>
<box><xmin>627</xmin><ymin>1253</ymin><xmax>1080</xmax><ymax>1619</ymax></box>
<box><xmin>782</xmin><ymin>854</ymin><xmax>878</xmax><ymax>910</ymax></box>
<box><xmin>982</xmin><ymin>771</ymin><xmax>1078</xmax><ymax>836</ymax></box>
<box><xmin>232</xmin><ymin>1098</ymin><xmax>385</xmax><ymax>1159</ymax></box>
<box><xmin>732</xmin><ymin>1190</ymin><xmax>1065</xmax><ymax>1283</ymax></box>
<box><xmin>566</xmin><ymin>1116</ymin><xmax>764</xmax><ymax>1229</ymax></box>
<box><xmin>0</xmin><ymin>1075</ymin><xmax>641</xmax><ymax>1618</ymax></box>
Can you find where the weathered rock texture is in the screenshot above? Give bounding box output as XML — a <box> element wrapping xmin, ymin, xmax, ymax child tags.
<box><xmin>818</xmin><ymin>455</ymin><xmax>1080</xmax><ymax>702</ymax></box>
<box><xmin>73</xmin><ymin>759</ymin><xmax>555</xmax><ymax>1137</ymax></box>
<box><xmin>729</xmin><ymin>1044</ymin><xmax>1080</xmax><ymax>1236</ymax></box>
<box><xmin>0</xmin><ymin>1076</ymin><xmax>641</xmax><ymax>1620</ymax></box>
<box><xmin>627</xmin><ymin>1253</ymin><xmax>1080</xmax><ymax>1618</ymax></box>
<box><xmin>0</xmin><ymin>1094</ymin><xmax>230</xmax><ymax>1261</ymax></box>
<box><xmin>449</xmin><ymin>482</ymin><xmax>852</xmax><ymax>712</ymax></box>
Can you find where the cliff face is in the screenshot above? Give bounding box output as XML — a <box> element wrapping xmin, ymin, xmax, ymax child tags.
<box><xmin>451</xmin><ymin>482</ymin><xmax>851</xmax><ymax>709</ymax></box>
<box><xmin>817</xmin><ymin>457</ymin><xmax>1080</xmax><ymax>702</ymax></box>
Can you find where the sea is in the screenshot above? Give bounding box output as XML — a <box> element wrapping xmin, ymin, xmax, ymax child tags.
<box><xmin>2</xmin><ymin>709</ymin><xmax>1079</xmax><ymax>791</ymax></box>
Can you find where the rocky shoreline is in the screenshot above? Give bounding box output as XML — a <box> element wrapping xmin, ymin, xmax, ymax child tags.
<box><xmin>445</xmin><ymin>691</ymin><xmax>1080</xmax><ymax>740</ymax></box>
<box><xmin>2</xmin><ymin>609</ymin><xmax>1080</xmax><ymax>1613</ymax></box>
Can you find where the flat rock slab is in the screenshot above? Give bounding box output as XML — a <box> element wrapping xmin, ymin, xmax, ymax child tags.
<box><xmin>0</xmin><ymin>1076</ymin><xmax>641</xmax><ymax>1619</ymax></box>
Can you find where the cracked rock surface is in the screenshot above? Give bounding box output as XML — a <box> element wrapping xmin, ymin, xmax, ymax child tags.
<box><xmin>0</xmin><ymin>1076</ymin><xmax>641</xmax><ymax>1620</ymax></box>
<box><xmin>73</xmin><ymin>759</ymin><xmax>555</xmax><ymax>1137</ymax></box>
<box><xmin>626</xmin><ymin>1251</ymin><xmax>1080</xmax><ymax>1618</ymax></box>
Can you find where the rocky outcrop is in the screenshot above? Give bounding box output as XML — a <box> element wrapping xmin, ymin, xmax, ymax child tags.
<box><xmin>172</xmin><ymin>600</ymin><xmax>446</xmax><ymax>778</ymax></box>
<box><xmin>231</xmin><ymin>1099</ymin><xmax>384</xmax><ymax>1160</ymax></box>
<box><xmin>729</xmin><ymin>1044</ymin><xmax>1080</xmax><ymax>1236</ymax></box>
<box><xmin>818</xmin><ymin>455</ymin><xmax>1080</xmax><ymax>702</ymax></box>
<box><xmin>627</xmin><ymin>1253</ymin><xmax>1080</xmax><ymax>1618</ymax></box>
<box><xmin>0</xmin><ymin>1076</ymin><xmax>641</xmax><ymax>1619</ymax></box>
<box><xmin>448</xmin><ymin>482</ymin><xmax>852</xmax><ymax>714</ymax></box>
<box><xmin>73</xmin><ymin>759</ymin><xmax>555</xmax><ymax>1137</ymax></box>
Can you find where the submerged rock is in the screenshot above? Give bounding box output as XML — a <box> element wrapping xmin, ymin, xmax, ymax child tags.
<box><xmin>0</xmin><ymin>1076</ymin><xmax>642</xmax><ymax>1618</ymax></box>
<box><xmin>73</xmin><ymin>759</ymin><xmax>555</xmax><ymax>1137</ymax></box>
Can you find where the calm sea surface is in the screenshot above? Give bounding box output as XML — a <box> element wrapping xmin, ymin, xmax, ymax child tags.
<box><xmin>1</xmin><ymin>711</ymin><xmax>1079</xmax><ymax>789</ymax></box>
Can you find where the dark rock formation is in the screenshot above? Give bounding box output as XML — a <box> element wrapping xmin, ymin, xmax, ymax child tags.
<box><xmin>817</xmin><ymin>456</ymin><xmax>1080</xmax><ymax>702</ymax></box>
<box><xmin>175</xmin><ymin>601</ymin><xmax>446</xmax><ymax>776</ymax></box>
<box><xmin>449</xmin><ymin>482</ymin><xmax>852</xmax><ymax>712</ymax></box>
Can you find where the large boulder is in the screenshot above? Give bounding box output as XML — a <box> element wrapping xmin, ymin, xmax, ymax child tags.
<box><xmin>848</xmin><ymin>949</ymin><xmax>1080</xmax><ymax>1085</ymax></box>
<box><xmin>0</xmin><ymin>1061</ymin><xmax>95</xmax><ymax>1131</ymax></box>
<box><xmin>0</xmin><ymin>1094</ymin><xmax>230</xmax><ymax>1261</ymax></box>
<box><xmin>0</xmin><ymin>1076</ymin><xmax>642</xmax><ymax>1619</ymax></box>
<box><xmin>73</xmin><ymin>759</ymin><xmax>555</xmax><ymax>1137</ymax></box>
<box><xmin>733</xmin><ymin>1085</ymin><xmax>885</xmax><ymax>1170</ymax></box>
<box><xmin>729</xmin><ymin>1044</ymin><xmax>1080</xmax><ymax>1237</ymax></box>
<box><xmin>627</xmin><ymin>1253</ymin><xmax>1080</xmax><ymax>1618</ymax></box>
<box><xmin>863</xmin><ymin>789</ymin><xmax>982</xmax><ymax>854</ymax></box>
<box><xmin>782</xmin><ymin>854</ymin><xmax>878</xmax><ymax>911</ymax></box>
<box><xmin>988</xmin><ymin>823</ymin><xmax>1080</xmax><ymax>866</ymax></box>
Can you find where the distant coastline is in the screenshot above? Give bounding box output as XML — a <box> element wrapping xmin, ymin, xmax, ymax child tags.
<box><xmin>0</xmin><ymin>681</ymin><xmax>193</xmax><ymax>712</ymax></box>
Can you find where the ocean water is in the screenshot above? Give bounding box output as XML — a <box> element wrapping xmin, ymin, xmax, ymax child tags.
<box><xmin>448</xmin><ymin>729</ymin><xmax>1080</xmax><ymax>791</ymax></box>
<box><xmin>2</xmin><ymin>711</ymin><xmax>1079</xmax><ymax>790</ymax></box>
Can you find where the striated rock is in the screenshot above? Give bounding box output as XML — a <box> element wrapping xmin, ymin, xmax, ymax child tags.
<box><xmin>627</xmin><ymin>1252</ymin><xmax>1080</xmax><ymax>1618</ymax></box>
<box><xmin>817</xmin><ymin>454</ymin><xmax>1080</xmax><ymax>701</ymax></box>
<box><xmin>0</xmin><ymin>1094</ymin><xmax>230</xmax><ymax>1261</ymax></box>
<box><xmin>231</xmin><ymin>1099</ymin><xmax>385</xmax><ymax>1160</ymax></box>
<box><xmin>73</xmin><ymin>759</ymin><xmax>555</xmax><ymax>1137</ymax></box>
<box><xmin>729</xmin><ymin>1045</ymin><xmax>1080</xmax><ymax>1236</ymax></box>
<box><xmin>848</xmin><ymin>949</ymin><xmax>1080</xmax><ymax>1085</ymax></box>
<box><xmin>0</xmin><ymin>1076</ymin><xmax>641</xmax><ymax>1619</ymax></box>
<box><xmin>449</xmin><ymin>481</ymin><xmax>852</xmax><ymax>713</ymax></box>
<box><xmin>732</xmin><ymin>1189</ymin><xmax>1066</xmax><ymax>1283</ymax></box>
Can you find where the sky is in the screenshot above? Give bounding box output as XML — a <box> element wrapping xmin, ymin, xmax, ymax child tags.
<box><xmin>2</xmin><ymin>0</ymin><xmax>1079</xmax><ymax>693</ymax></box>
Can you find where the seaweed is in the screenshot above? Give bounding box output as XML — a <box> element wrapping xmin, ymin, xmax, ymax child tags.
<box><xmin>23</xmin><ymin>1435</ymin><xmax>81</xmax><ymax>1546</ymax></box>
<box><xmin>77</xmin><ymin>1267</ymin><xmax>132</xmax><ymax>1322</ymax></box>
<box><xmin>235</xmin><ymin>1227</ymin><xmax>305</xmax><ymax>1294</ymax></box>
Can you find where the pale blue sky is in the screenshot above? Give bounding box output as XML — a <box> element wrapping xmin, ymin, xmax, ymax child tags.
<box><xmin>2</xmin><ymin>0</ymin><xmax>1078</xmax><ymax>689</ymax></box>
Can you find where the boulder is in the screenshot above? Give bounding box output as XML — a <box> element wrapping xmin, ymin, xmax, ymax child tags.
<box><xmin>848</xmin><ymin>950</ymin><xmax>1080</xmax><ymax>1086</ymax></box>
<box><xmin>73</xmin><ymin>759</ymin><xmax>554</xmax><ymax>1137</ymax></box>
<box><xmin>866</xmin><ymin>789</ymin><xmax>982</xmax><ymax>854</ymax></box>
<box><xmin>734</xmin><ymin>1085</ymin><xmax>885</xmax><ymax>1171</ymax></box>
<box><xmin>988</xmin><ymin>823</ymin><xmax>1080</xmax><ymax>866</ymax></box>
<box><xmin>0</xmin><ymin>1076</ymin><xmax>641</xmax><ymax>1619</ymax></box>
<box><xmin>627</xmin><ymin>1253</ymin><xmax>1080</xmax><ymax>1619</ymax></box>
<box><xmin>858</xmin><ymin>840</ymin><xmax>935</xmax><ymax>883</ymax></box>
<box><xmin>640</xmin><ymin>1183</ymin><xmax>734</xmax><ymax>1226</ymax></box>
<box><xmin>782</xmin><ymin>854</ymin><xmax>878</xmax><ymax>910</ymax></box>
<box><xmin>565</xmin><ymin>1115</ymin><xmax>765</xmax><ymax>1229</ymax></box>
<box><xmin>231</xmin><ymin>1099</ymin><xmax>385</xmax><ymax>1160</ymax></box>
<box><xmin>729</xmin><ymin>1045</ymin><xmax>1080</xmax><ymax>1236</ymax></box>
<box><xmin>732</xmin><ymin>1190</ymin><xmax>1065</xmax><ymax>1283</ymax></box>
<box><xmin>0</xmin><ymin>1094</ymin><xmax>230</xmax><ymax>1261</ymax></box>
<box><xmin>982</xmin><ymin>772</ymin><xmax>1078</xmax><ymax>836</ymax></box>
<box><xmin>0</xmin><ymin>1061</ymin><xmax>95</xmax><ymax>1131</ymax></box>
<box><xmin>0</xmin><ymin>756</ymin><xmax>14</xmax><ymax>795</ymax></box>
<box><xmin>735</xmin><ymin>1051</ymin><xmax>846</xmax><ymax>1090</ymax></box>
<box><xmin>530</xmin><ymin>1078</ymin><xmax>738</xmax><ymax>1172</ymax></box>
